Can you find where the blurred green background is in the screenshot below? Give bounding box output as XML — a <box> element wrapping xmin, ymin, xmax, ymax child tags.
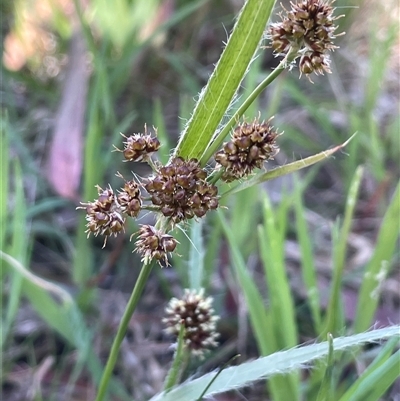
<box><xmin>1</xmin><ymin>0</ymin><xmax>399</xmax><ymax>400</ymax></box>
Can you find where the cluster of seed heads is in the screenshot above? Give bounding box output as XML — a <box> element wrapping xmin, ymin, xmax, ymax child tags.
<box><xmin>145</xmin><ymin>157</ymin><xmax>219</xmax><ymax>223</ymax></box>
<box><xmin>80</xmin><ymin>118</ymin><xmax>282</xmax><ymax>263</ymax></box>
<box><xmin>118</xmin><ymin>125</ymin><xmax>161</xmax><ymax>162</ymax></box>
<box><xmin>82</xmin><ymin>186</ymin><xmax>125</xmax><ymax>247</ymax></box>
<box><xmin>215</xmin><ymin>118</ymin><xmax>280</xmax><ymax>182</ymax></box>
<box><xmin>267</xmin><ymin>0</ymin><xmax>342</xmax><ymax>77</ymax></box>
<box><xmin>135</xmin><ymin>225</ymin><xmax>178</xmax><ymax>265</ymax></box>
<box><xmin>163</xmin><ymin>289</ymin><xmax>219</xmax><ymax>357</ymax></box>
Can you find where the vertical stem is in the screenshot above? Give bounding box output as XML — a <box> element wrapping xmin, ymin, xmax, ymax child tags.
<box><xmin>199</xmin><ymin>49</ymin><xmax>298</xmax><ymax>166</ymax></box>
<box><xmin>163</xmin><ymin>323</ymin><xmax>188</xmax><ymax>392</ymax></box>
<box><xmin>95</xmin><ymin>261</ymin><xmax>154</xmax><ymax>401</ymax></box>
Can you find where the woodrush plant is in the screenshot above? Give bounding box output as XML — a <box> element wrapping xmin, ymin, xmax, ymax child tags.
<box><xmin>75</xmin><ymin>1</ymin><xmax>399</xmax><ymax>400</ymax></box>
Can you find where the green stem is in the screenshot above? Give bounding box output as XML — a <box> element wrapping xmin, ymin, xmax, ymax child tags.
<box><xmin>163</xmin><ymin>323</ymin><xmax>188</xmax><ymax>392</ymax></box>
<box><xmin>95</xmin><ymin>261</ymin><xmax>155</xmax><ymax>401</ymax></box>
<box><xmin>199</xmin><ymin>49</ymin><xmax>298</xmax><ymax>167</ymax></box>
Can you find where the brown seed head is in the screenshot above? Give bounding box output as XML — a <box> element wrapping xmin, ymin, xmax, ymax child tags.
<box><xmin>117</xmin><ymin>179</ymin><xmax>142</xmax><ymax>217</ymax></box>
<box><xmin>134</xmin><ymin>225</ymin><xmax>178</xmax><ymax>266</ymax></box>
<box><xmin>79</xmin><ymin>185</ymin><xmax>125</xmax><ymax>247</ymax></box>
<box><xmin>145</xmin><ymin>157</ymin><xmax>219</xmax><ymax>223</ymax></box>
<box><xmin>267</xmin><ymin>0</ymin><xmax>342</xmax><ymax>77</ymax></box>
<box><xmin>215</xmin><ymin>118</ymin><xmax>280</xmax><ymax>182</ymax></box>
<box><xmin>162</xmin><ymin>288</ymin><xmax>219</xmax><ymax>357</ymax></box>
<box><xmin>117</xmin><ymin>125</ymin><xmax>160</xmax><ymax>162</ymax></box>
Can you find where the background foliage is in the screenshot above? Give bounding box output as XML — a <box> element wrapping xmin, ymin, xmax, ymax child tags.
<box><xmin>1</xmin><ymin>0</ymin><xmax>399</xmax><ymax>400</ymax></box>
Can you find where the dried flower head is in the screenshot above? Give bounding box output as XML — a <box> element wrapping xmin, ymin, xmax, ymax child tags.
<box><xmin>117</xmin><ymin>178</ymin><xmax>142</xmax><ymax>218</ymax></box>
<box><xmin>134</xmin><ymin>225</ymin><xmax>178</xmax><ymax>265</ymax></box>
<box><xmin>80</xmin><ymin>186</ymin><xmax>125</xmax><ymax>247</ymax></box>
<box><xmin>116</xmin><ymin>125</ymin><xmax>160</xmax><ymax>162</ymax></box>
<box><xmin>267</xmin><ymin>0</ymin><xmax>343</xmax><ymax>76</ymax></box>
<box><xmin>163</xmin><ymin>289</ymin><xmax>219</xmax><ymax>357</ymax></box>
<box><xmin>215</xmin><ymin>118</ymin><xmax>280</xmax><ymax>182</ymax></box>
<box><xmin>145</xmin><ymin>157</ymin><xmax>219</xmax><ymax>223</ymax></box>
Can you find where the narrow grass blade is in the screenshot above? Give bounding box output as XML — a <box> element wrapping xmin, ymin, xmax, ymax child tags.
<box><xmin>218</xmin><ymin>211</ymin><xmax>272</xmax><ymax>355</ymax></box>
<box><xmin>294</xmin><ymin>178</ymin><xmax>321</xmax><ymax>333</ymax></box>
<box><xmin>354</xmin><ymin>181</ymin><xmax>400</xmax><ymax>333</ymax></box>
<box><xmin>222</xmin><ymin>134</ymin><xmax>357</xmax><ymax>198</ymax></box>
<box><xmin>1</xmin><ymin>251</ymin><xmax>130</xmax><ymax>400</ymax></box>
<box><xmin>347</xmin><ymin>350</ymin><xmax>400</xmax><ymax>401</ymax></box>
<box><xmin>0</xmin><ymin>116</ymin><xmax>9</xmax><ymax>248</ymax></box>
<box><xmin>153</xmin><ymin>98</ymin><xmax>172</xmax><ymax>165</ymax></box>
<box><xmin>2</xmin><ymin>159</ymin><xmax>27</xmax><ymax>347</ymax></box>
<box><xmin>149</xmin><ymin>326</ymin><xmax>400</xmax><ymax>401</ymax></box>
<box><xmin>323</xmin><ymin>166</ymin><xmax>363</xmax><ymax>337</ymax></box>
<box><xmin>219</xmin><ymin>210</ymin><xmax>294</xmax><ymax>401</ymax></box>
<box><xmin>316</xmin><ymin>334</ymin><xmax>335</xmax><ymax>401</ymax></box>
<box><xmin>175</xmin><ymin>0</ymin><xmax>276</xmax><ymax>160</ymax></box>
<box><xmin>188</xmin><ymin>219</ymin><xmax>204</xmax><ymax>291</ymax></box>
<box><xmin>259</xmin><ymin>194</ymin><xmax>299</xmax><ymax>400</ymax></box>
<box><xmin>230</xmin><ymin>185</ymin><xmax>260</xmax><ymax>257</ymax></box>
<box><xmin>338</xmin><ymin>337</ymin><xmax>400</xmax><ymax>401</ymax></box>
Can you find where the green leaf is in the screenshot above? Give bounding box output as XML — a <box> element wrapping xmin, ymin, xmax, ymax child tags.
<box><xmin>294</xmin><ymin>178</ymin><xmax>322</xmax><ymax>333</ymax></box>
<box><xmin>149</xmin><ymin>326</ymin><xmax>400</xmax><ymax>401</ymax></box>
<box><xmin>221</xmin><ymin>134</ymin><xmax>357</xmax><ymax>199</ymax></box>
<box><xmin>323</xmin><ymin>166</ymin><xmax>363</xmax><ymax>337</ymax></box>
<box><xmin>175</xmin><ymin>0</ymin><xmax>276</xmax><ymax>160</ymax></box>
<box><xmin>354</xmin><ymin>181</ymin><xmax>400</xmax><ymax>332</ymax></box>
<box><xmin>219</xmin><ymin>210</ymin><xmax>298</xmax><ymax>401</ymax></box>
<box><xmin>338</xmin><ymin>337</ymin><xmax>400</xmax><ymax>401</ymax></box>
<box><xmin>347</xmin><ymin>350</ymin><xmax>400</xmax><ymax>401</ymax></box>
<box><xmin>188</xmin><ymin>220</ymin><xmax>205</xmax><ymax>291</ymax></box>
<box><xmin>316</xmin><ymin>334</ymin><xmax>335</xmax><ymax>401</ymax></box>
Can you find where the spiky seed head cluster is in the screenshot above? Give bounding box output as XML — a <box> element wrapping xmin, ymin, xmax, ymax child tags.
<box><xmin>80</xmin><ymin>115</ymin><xmax>280</xmax><ymax>263</ymax></box>
<box><xmin>81</xmin><ymin>186</ymin><xmax>125</xmax><ymax>247</ymax></box>
<box><xmin>163</xmin><ymin>289</ymin><xmax>219</xmax><ymax>357</ymax></box>
<box><xmin>117</xmin><ymin>179</ymin><xmax>142</xmax><ymax>217</ymax></box>
<box><xmin>215</xmin><ymin>118</ymin><xmax>280</xmax><ymax>182</ymax></box>
<box><xmin>134</xmin><ymin>225</ymin><xmax>178</xmax><ymax>266</ymax></box>
<box><xmin>267</xmin><ymin>0</ymin><xmax>342</xmax><ymax>76</ymax></box>
<box><xmin>145</xmin><ymin>157</ymin><xmax>219</xmax><ymax>223</ymax></box>
<box><xmin>119</xmin><ymin>127</ymin><xmax>161</xmax><ymax>162</ymax></box>
<box><xmin>80</xmin><ymin>126</ymin><xmax>222</xmax><ymax>265</ymax></box>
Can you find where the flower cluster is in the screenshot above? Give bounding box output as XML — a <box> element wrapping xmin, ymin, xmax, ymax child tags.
<box><xmin>163</xmin><ymin>289</ymin><xmax>219</xmax><ymax>357</ymax></box>
<box><xmin>81</xmin><ymin>186</ymin><xmax>125</xmax><ymax>247</ymax></box>
<box><xmin>145</xmin><ymin>157</ymin><xmax>219</xmax><ymax>223</ymax></box>
<box><xmin>267</xmin><ymin>0</ymin><xmax>342</xmax><ymax>77</ymax></box>
<box><xmin>117</xmin><ymin>178</ymin><xmax>142</xmax><ymax>217</ymax></box>
<box><xmin>119</xmin><ymin>127</ymin><xmax>160</xmax><ymax>162</ymax></box>
<box><xmin>80</xmin><ymin>127</ymin><xmax>223</xmax><ymax>265</ymax></box>
<box><xmin>135</xmin><ymin>225</ymin><xmax>178</xmax><ymax>265</ymax></box>
<box><xmin>215</xmin><ymin>118</ymin><xmax>280</xmax><ymax>182</ymax></box>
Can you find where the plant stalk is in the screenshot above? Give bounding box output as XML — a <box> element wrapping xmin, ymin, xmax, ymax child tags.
<box><xmin>95</xmin><ymin>261</ymin><xmax>155</xmax><ymax>401</ymax></box>
<box><xmin>199</xmin><ymin>49</ymin><xmax>298</xmax><ymax>166</ymax></box>
<box><xmin>163</xmin><ymin>323</ymin><xmax>188</xmax><ymax>392</ymax></box>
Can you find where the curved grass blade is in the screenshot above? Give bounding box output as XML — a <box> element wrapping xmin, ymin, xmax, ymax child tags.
<box><xmin>149</xmin><ymin>326</ymin><xmax>400</xmax><ymax>401</ymax></box>
<box><xmin>221</xmin><ymin>134</ymin><xmax>357</xmax><ymax>199</ymax></box>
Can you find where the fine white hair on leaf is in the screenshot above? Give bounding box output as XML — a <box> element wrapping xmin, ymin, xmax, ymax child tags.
<box><xmin>175</xmin><ymin>21</ymin><xmax>268</xmax><ymax>160</ymax></box>
<box><xmin>148</xmin><ymin>326</ymin><xmax>400</xmax><ymax>401</ymax></box>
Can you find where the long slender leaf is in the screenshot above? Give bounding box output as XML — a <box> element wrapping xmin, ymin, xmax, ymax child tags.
<box><xmin>219</xmin><ymin>210</ymin><xmax>297</xmax><ymax>401</ymax></box>
<box><xmin>294</xmin><ymin>177</ymin><xmax>321</xmax><ymax>332</ymax></box>
<box><xmin>222</xmin><ymin>134</ymin><xmax>357</xmax><ymax>198</ymax></box>
<box><xmin>175</xmin><ymin>0</ymin><xmax>276</xmax><ymax>160</ymax></box>
<box><xmin>338</xmin><ymin>337</ymin><xmax>400</xmax><ymax>401</ymax></box>
<box><xmin>149</xmin><ymin>326</ymin><xmax>400</xmax><ymax>401</ymax></box>
<box><xmin>354</xmin><ymin>181</ymin><xmax>400</xmax><ymax>332</ymax></box>
<box><xmin>323</xmin><ymin>166</ymin><xmax>363</xmax><ymax>337</ymax></box>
